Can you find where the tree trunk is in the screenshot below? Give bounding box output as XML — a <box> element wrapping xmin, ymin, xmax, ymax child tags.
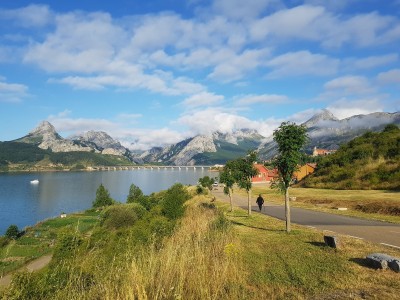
<box><xmin>285</xmin><ymin>187</ymin><xmax>291</xmax><ymax>232</ymax></box>
<box><xmin>247</xmin><ymin>189</ymin><xmax>252</xmax><ymax>215</ymax></box>
<box><xmin>229</xmin><ymin>189</ymin><xmax>233</xmax><ymax>212</ymax></box>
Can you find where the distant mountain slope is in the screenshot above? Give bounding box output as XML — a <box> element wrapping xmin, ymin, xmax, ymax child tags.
<box><xmin>15</xmin><ymin>121</ymin><xmax>93</xmax><ymax>153</ymax></box>
<box><xmin>258</xmin><ymin>110</ymin><xmax>400</xmax><ymax>159</ymax></box>
<box><xmin>72</xmin><ymin>130</ymin><xmax>129</xmax><ymax>156</ymax></box>
<box><xmin>300</xmin><ymin>124</ymin><xmax>400</xmax><ymax>190</ymax></box>
<box><xmin>137</xmin><ymin>129</ymin><xmax>264</xmax><ymax>165</ymax></box>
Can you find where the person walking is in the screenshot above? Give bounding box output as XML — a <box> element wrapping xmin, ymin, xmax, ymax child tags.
<box><xmin>256</xmin><ymin>194</ymin><xmax>264</xmax><ymax>211</ymax></box>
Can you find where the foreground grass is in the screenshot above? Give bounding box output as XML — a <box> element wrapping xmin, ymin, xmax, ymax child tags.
<box><xmin>250</xmin><ymin>185</ymin><xmax>400</xmax><ymax>223</ymax></box>
<box><xmin>222</xmin><ymin>203</ymin><xmax>400</xmax><ymax>299</ymax></box>
<box><xmin>2</xmin><ymin>193</ymin><xmax>400</xmax><ymax>299</ymax></box>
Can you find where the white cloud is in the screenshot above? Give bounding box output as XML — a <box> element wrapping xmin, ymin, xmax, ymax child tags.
<box><xmin>0</xmin><ymin>78</ymin><xmax>29</xmax><ymax>102</ymax></box>
<box><xmin>250</xmin><ymin>5</ymin><xmax>400</xmax><ymax>48</ymax></box>
<box><xmin>123</xmin><ymin>128</ymin><xmax>186</xmax><ymax>150</ymax></box>
<box><xmin>47</xmin><ymin>116</ymin><xmax>117</xmax><ymax>134</ymax></box>
<box><xmin>209</xmin><ymin>48</ymin><xmax>270</xmax><ymax>82</ymax></box>
<box><xmin>377</xmin><ymin>69</ymin><xmax>400</xmax><ymax>85</ymax></box>
<box><xmin>0</xmin><ymin>4</ymin><xmax>53</xmax><ymax>27</ymax></box>
<box><xmin>251</xmin><ymin>5</ymin><xmax>326</xmax><ymax>42</ymax></box>
<box><xmin>266</xmin><ymin>51</ymin><xmax>339</xmax><ymax>78</ymax></box>
<box><xmin>212</xmin><ymin>0</ymin><xmax>272</xmax><ymax>20</ymax></box>
<box><xmin>327</xmin><ymin>99</ymin><xmax>384</xmax><ymax>119</ymax></box>
<box><xmin>343</xmin><ymin>54</ymin><xmax>398</xmax><ymax>71</ymax></box>
<box><xmin>182</xmin><ymin>92</ymin><xmax>224</xmax><ymax>108</ymax></box>
<box><xmin>235</xmin><ymin>94</ymin><xmax>288</xmax><ymax>105</ymax></box>
<box><xmin>324</xmin><ymin>76</ymin><xmax>373</xmax><ymax>94</ymax></box>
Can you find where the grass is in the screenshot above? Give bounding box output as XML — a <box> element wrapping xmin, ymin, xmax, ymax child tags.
<box><xmin>0</xmin><ymin>211</ymin><xmax>100</xmax><ymax>277</ymax></box>
<box><xmin>248</xmin><ymin>185</ymin><xmax>400</xmax><ymax>223</ymax></box>
<box><xmin>2</xmin><ymin>193</ymin><xmax>400</xmax><ymax>299</ymax></box>
<box><xmin>220</xmin><ymin>202</ymin><xmax>400</xmax><ymax>299</ymax></box>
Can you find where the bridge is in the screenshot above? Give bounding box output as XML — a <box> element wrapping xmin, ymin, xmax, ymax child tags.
<box><xmin>87</xmin><ymin>165</ymin><xmax>214</xmax><ymax>171</ymax></box>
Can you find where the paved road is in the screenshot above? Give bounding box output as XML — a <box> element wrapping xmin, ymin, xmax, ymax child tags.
<box><xmin>212</xmin><ymin>189</ymin><xmax>400</xmax><ymax>249</ymax></box>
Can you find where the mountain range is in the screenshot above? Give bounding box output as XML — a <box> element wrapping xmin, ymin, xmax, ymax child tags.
<box><xmin>5</xmin><ymin>110</ymin><xmax>400</xmax><ymax>166</ymax></box>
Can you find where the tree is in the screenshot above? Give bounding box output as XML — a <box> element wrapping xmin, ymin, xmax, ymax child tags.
<box><xmin>5</xmin><ymin>224</ymin><xmax>19</xmax><ymax>239</ymax></box>
<box><xmin>127</xmin><ymin>183</ymin><xmax>144</xmax><ymax>203</ymax></box>
<box><xmin>198</xmin><ymin>176</ymin><xmax>216</xmax><ymax>191</ymax></box>
<box><xmin>92</xmin><ymin>184</ymin><xmax>113</xmax><ymax>208</ymax></box>
<box><xmin>234</xmin><ymin>151</ymin><xmax>259</xmax><ymax>215</ymax></box>
<box><xmin>219</xmin><ymin>160</ymin><xmax>237</xmax><ymax>212</ymax></box>
<box><xmin>273</xmin><ymin>122</ymin><xmax>308</xmax><ymax>232</ymax></box>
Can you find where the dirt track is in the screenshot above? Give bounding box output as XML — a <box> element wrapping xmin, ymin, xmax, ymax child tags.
<box><xmin>0</xmin><ymin>254</ymin><xmax>52</xmax><ymax>287</ymax></box>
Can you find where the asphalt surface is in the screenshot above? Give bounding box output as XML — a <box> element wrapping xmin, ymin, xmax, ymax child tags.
<box><xmin>212</xmin><ymin>188</ymin><xmax>400</xmax><ymax>249</ymax></box>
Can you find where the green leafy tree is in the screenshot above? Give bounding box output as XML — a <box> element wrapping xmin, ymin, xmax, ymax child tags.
<box><xmin>198</xmin><ymin>176</ymin><xmax>216</xmax><ymax>191</ymax></box>
<box><xmin>273</xmin><ymin>122</ymin><xmax>308</xmax><ymax>232</ymax></box>
<box><xmin>5</xmin><ymin>224</ymin><xmax>19</xmax><ymax>239</ymax></box>
<box><xmin>233</xmin><ymin>151</ymin><xmax>259</xmax><ymax>215</ymax></box>
<box><xmin>219</xmin><ymin>160</ymin><xmax>237</xmax><ymax>212</ymax></box>
<box><xmin>92</xmin><ymin>184</ymin><xmax>113</xmax><ymax>208</ymax></box>
<box><xmin>127</xmin><ymin>183</ymin><xmax>144</xmax><ymax>203</ymax></box>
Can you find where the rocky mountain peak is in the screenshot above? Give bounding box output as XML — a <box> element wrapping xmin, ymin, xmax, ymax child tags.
<box><xmin>303</xmin><ymin>109</ymin><xmax>339</xmax><ymax>128</ymax></box>
<box><xmin>29</xmin><ymin>121</ymin><xmax>59</xmax><ymax>138</ymax></box>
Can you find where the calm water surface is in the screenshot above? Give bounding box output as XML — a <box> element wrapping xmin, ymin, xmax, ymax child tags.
<box><xmin>0</xmin><ymin>169</ymin><xmax>216</xmax><ymax>234</ymax></box>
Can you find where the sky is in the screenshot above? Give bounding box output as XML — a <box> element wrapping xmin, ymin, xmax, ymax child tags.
<box><xmin>0</xmin><ymin>0</ymin><xmax>399</xmax><ymax>150</ymax></box>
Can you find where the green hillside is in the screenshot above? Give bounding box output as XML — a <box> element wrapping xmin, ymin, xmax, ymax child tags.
<box><xmin>0</xmin><ymin>142</ymin><xmax>132</xmax><ymax>171</ymax></box>
<box><xmin>193</xmin><ymin>138</ymin><xmax>260</xmax><ymax>165</ymax></box>
<box><xmin>301</xmin><ymin>124</ymin><xmax>400</xmax><ymax>190</ymax></box>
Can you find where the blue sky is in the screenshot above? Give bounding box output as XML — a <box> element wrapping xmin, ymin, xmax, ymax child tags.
<box><xmin>0</xmin><ymin>0</ymin><xmax>399</xmax><ymax>150</ymax></box>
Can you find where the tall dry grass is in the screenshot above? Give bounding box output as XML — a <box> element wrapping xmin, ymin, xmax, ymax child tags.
<box><xmin>122</xmin><ymin>197</ymin><xmax>244</xmax><ymax>300</ymax></box>
<box><xmin>58</xmin><ymin>196</ymin><xmax>245</xmax><ymax>300</ymax></box>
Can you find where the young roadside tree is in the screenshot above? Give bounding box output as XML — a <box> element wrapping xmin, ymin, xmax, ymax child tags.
<box><xmin>273</xmin><ymin>122</ymin><xmax>308</xmax><ymax>233</ymax></box>
<box><xmin>219</xmin><ymin>160</ymin><xmax>237</xmax><ymax>212</ymax></box>
<box><xmin>92</xmin><ymin>184</ymin><xmax>113</xmax><ymax>208</ymax></box>
<box><xmin>234</xmin><ymin>151</ymin><xmax>259</xmax><ymax>215</ymax></box>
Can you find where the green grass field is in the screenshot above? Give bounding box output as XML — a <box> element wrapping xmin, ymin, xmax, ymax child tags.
<box><xmin>0</xmin><ymin>212</ymin><xmax>100</xmax><ymax>276</ymax></box>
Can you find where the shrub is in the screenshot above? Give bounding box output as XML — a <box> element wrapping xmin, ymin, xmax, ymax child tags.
<box><xmin>92</xmin><ymin>184</ymin><xmax>113</xmax><ymax>208</ymax></box>
<box><xmin>5</xmin><ymin>224</ymin><xmax>20</xmax><ymax>239</ymax></box>
<box><xmin>0</xmin><ymin>236</ymin><xmax>10</xmax><ymax>247</ymax></box>
<box><xmin>162</xmin><ymin>183</ymin><xmax>190</xmax><ymax>220</ymax></box>
<box><xmin>53</xmin><ymin>230</ymin><xmax>83</xmax><ymax>260</ymax></box>
<box><xmin>196</xmin><ymin>185</ymin><xmax>207</xmax><ymax>195</ymax></box>
<box><xmin>101</xmin><ymin>205</ymin><xmax>141</xmax><ymax>229</ymax></box>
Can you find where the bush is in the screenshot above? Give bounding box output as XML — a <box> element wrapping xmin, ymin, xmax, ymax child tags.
<box><xmin>0</xmin><ymin>236</ymin><xmax>10</xmax><ymax>247</ymax></box>
<box><xmin>162</xmin><ymin>183</ymin><xmax>190</xmax><ymax>220</ymax></box>
<box><xmin>5</xmin><ymin>224</ymin><xmax>20</xmax><ymax>239</ymax></box>
<box><xmin>53</xmin><ymin>230</ymin><xmax>83</xmax><ymax>260</ymax></box>
<box><xmin>101</xmin><ymin>205</ymin><xmax>141</xmax><ymax>229</ymax></box>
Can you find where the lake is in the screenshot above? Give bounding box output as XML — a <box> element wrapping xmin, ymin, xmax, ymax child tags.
<box><xmin>0</xmin><ymin>169</ymin><xmax>217</xmax><ymax>234</ymax></box>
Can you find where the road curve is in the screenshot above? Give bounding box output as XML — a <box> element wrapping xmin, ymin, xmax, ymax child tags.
<box><xmin>212</xmin><ymin>188</ymin><xmax>400</xmax><ymax>248</ymax></box>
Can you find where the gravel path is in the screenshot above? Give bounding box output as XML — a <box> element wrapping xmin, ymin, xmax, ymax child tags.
<box><xmin>0</xmin><ymin>254</ymin><xmax>52</xmax><ymax>287</ymax></box>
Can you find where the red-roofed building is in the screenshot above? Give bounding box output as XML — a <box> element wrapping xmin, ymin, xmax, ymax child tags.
<box><xmin>252</xmin><ymin>164</ymin><xmax>279</xmax><ymax>183</ymax></box>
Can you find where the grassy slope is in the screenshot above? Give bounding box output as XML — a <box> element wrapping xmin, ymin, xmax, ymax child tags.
<box><xmin>0</xmin><ymin>211</ymin><xmax>100</xmax><ymax>276</ymax></box>
<box><xmin>2</xmin><ymin>193</ymin><xmax>399</xmax><ymax>299</ymax></box>
<box><xmin>302</xmin><ymin>125</ymin><xmax>400</xmax><ymax>190</ymax></box>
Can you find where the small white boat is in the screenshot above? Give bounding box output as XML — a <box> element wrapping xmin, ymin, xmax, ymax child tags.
<box><xmin>30</xmin><ymin>179</ymin><xmax>39</xmax><ymax>184</ymax></box>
